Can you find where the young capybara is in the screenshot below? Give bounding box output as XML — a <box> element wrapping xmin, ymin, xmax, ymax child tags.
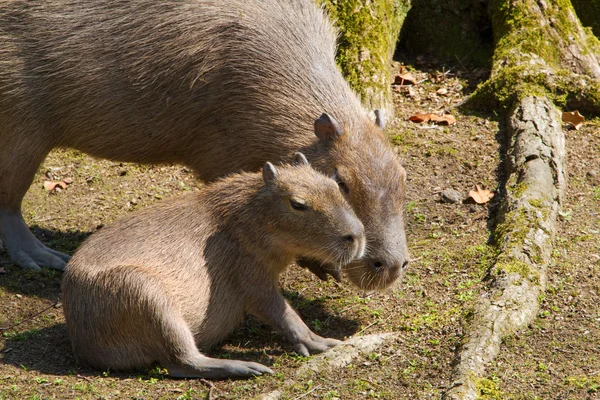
<box><xmin>0</xmin><ymin>0</ymin><xmax>409</xmax><ymax>289</ymax></box>
<box><xmin>62</xmin><ymin>154</ymin><xmax>366</xmax><ymax>379</ymax></box>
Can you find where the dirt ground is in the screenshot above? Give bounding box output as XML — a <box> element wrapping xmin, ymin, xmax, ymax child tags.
<box><xmin>0</xmin><ymin>59</ymin><xmax>599</xmax><ymax>399</ymax></box>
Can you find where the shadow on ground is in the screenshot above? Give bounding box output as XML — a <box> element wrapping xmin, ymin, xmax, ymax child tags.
<box><xmin>0</xmin><ymin>227</ymin><xmax>91</xmax><ymax>301</ymax></box>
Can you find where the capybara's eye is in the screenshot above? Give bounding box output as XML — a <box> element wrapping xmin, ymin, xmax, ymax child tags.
<box><xmin>290</xmin><ymin>199</ymin><xmax>308</xmax><ymax>211</ymax></box>
<box><xmin>334</xmin><ymin>170</ymin><xmax>350</xmax><ymax>194</ymax></box>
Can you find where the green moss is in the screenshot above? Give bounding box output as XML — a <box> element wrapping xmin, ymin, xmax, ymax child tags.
<box><xmin>495</xmin><ymin>258</ymin><xmax>540</xmax><ymax>284</ymax></box>
<box><xmin>528</xmin><ymin>198</ymin><xmax>545</xmax><ymax>208</ymax></box>
<box><xmin>318</xmin><ymin>0</ymin><xmax>411</xmax><ymax>109</ymax></box>
<box><xmin>509</xmin><ymin>182</ymin><xmax>529</xmax><ymax>199</ymax></box>
<box><xmin>476</xmin><ymin>375</ymin><xmax>507</xmax><ymax>400</ymax></box>
<box><xmin>493</xmin><ymin>207</ymin><xmax>530</xmax><ymax>248</ymax></box>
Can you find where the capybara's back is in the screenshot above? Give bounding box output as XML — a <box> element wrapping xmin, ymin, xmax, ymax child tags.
<box><xmin>1</xmin><ymin>0</ymin><xmax>352</xmax><ymax>176</ymax></box>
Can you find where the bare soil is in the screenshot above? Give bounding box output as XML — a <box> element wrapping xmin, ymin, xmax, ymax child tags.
<box><xmin>0</xmin><ymin>59</ymin><xmax>598</xmax><ymax>399</ymax></box>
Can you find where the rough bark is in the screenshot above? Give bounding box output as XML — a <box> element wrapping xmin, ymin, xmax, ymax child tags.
<box><xmin>319</xmin><ymin>0</ymin><xmax>412</xmax><ymax>117</ymax></box>
<box><xmin>472</xmin><ymin>0</ymin><xmax>600</xmax><ymax>114</ymax></box>
<box><xmin>445</xmin><ymin>96</ymin><xmax>565</xmax><ymax>399</ymax></box>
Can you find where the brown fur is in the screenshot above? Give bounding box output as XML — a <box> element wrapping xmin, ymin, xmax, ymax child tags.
<box><xmin>62</xmin><ymin>160</ymin><xmax>366</xmax><ymax>379</ymax></box>
<box><xmin>0</xmin><ymin>0</ymin><xmax>409</xmax><ymax>287</ymax></box>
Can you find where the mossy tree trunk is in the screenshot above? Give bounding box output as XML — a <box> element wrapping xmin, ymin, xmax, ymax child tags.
<box><xmin>319</xmin><ymin>0</ymin><xmax>412</xmax><ymax>118</ymax></box>
<box><xmin>445</xmin><ymin>1</ymin><xmax>598</xmax><ymax>399</ymax></box>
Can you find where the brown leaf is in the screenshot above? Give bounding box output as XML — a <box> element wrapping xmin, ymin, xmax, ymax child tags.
<box><xmin>562</xmin><ymin>110</ymin><xmax>584</xmax><ymax>130</ymax></box>
<box><xmin>429</xmin><ymin>114</ymin><xmax>457</xmax><ymax>125</ymax></box>
<box><xmin>0</xmin><ymin>267</ymin><xmax>6</xmax><ymax>274</ymax></box>
<box><xmin>44</xmin><ymin>181</ymin><xmax>57</xmax><ymax>191</ymax></box>
<box><xmin>393</xmin><ymin>72</ymin><xmax>417</xmax><ymax>86</ymax></box>
<box><xmin>408</xmin><ymin>113</ymin><xmax>456</xmax><ymax>125</ymax></box>
<box><xmin>408</xmin><ymin>113</ymin><xmax>431</xmax><ymax>123</ymax></box>
<box><xmin>468</xmin><ymin>185</ymin><xmax>494</xmax><ymax>204</ymax></box>
<box><xmin>44</xmin><ymin>180</ymin><xmax>68</xmax><ymax>192</ymax></box>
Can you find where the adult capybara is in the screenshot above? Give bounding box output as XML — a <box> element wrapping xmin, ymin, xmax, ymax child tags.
<box><xmin>62</xmin><ymin>155</ymin><xmax>367</xmax><ymax>379</ymax></box>
<box><xmin>0</xmin><ymin>0</ymin><xmax>409</xmax><ymax>288</ymax></box>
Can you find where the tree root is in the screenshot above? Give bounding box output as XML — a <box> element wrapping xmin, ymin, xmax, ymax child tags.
<box><xmin>444</xmin><ymin>96</ymin><xmax>565</xmax><ymax>400</ymax></box>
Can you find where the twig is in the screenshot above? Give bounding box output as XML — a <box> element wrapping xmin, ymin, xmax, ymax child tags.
<box><xmin>356</xmin><ymin>320</ymin><xmax>379</xmax><ymax>335</ymax></box>
<box><xmin>200</xmin><ymin>378</ymin><xmax>217</xmax><ymax>400</ymax></box>
<box><xmin>293</xmin><ymin>384</ymin><xmax>321</xmax><ymax>400</ymax></box>
<box><xmin>0</xmin><ymin>299</ymin><xmax>60</xmax><ymax>331</ymax></box>
<box><xmin>440</xmin><ymin>94</ymin><xmax>472</xmax><ymax>113</ymax></box>
<box><xmin>454</xmin><ymin>55</ymin><xmax>467</xmax><ymax>71</ymax></box>
<box><xmin>359</xmin><ymin>378</ymin><xmax>381</xmax><ymax>388</ymax></box>
<box><xmin>76</xmin><ymin>374</ymin><xmax>92</xmax><ymax>382</ymax></box>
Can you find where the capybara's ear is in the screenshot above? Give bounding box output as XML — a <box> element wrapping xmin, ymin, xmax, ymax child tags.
<box><xmin>293</xmin><ymin>152</ymin><xmax>309</xmax><ymax>166</ymax></box>
<box><xmin>314</xmin><ymin>112</ymin><xmax>343</xmax><ymax>141</ymax></box>
<box><xmin>262</xmin><ymin>162</ymin><xmax>279</xmax><ymax>183</ymax></box>
<box><xmin>374</xmin><ymin>109</ymin><xmax>386</xmax><ymax>131</ymax></box>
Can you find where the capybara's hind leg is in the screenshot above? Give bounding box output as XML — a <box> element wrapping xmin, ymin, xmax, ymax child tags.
<box><xmin>0</xmin><ymin>130</ymin><xmax>69</xmax><ymax>270</ymax></box>
<box><xmin>166</xmin><ymin>355</ymin><xmax>273</xmax><ymax>379</ymax></box>
<box><xmin>162</xmin><ymin>320</ymin><xmax>273</xmax><ymax>379</ymax></box>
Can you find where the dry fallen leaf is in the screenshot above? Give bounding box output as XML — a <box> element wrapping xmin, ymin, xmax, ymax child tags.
<box><xmin>562</xmin><ymin>110</ymin><xmax>585</xmax><ymax>130</ymax></box>
<box><xmin>0</xmin><ymin>267</ymin><xmax>6</xmax><ymax>274</ymax></box>
<box><xmin>393</xmin><ymin>72</ymin><xmax>417</xmax><ymax>86</ymax></box>
<box><xmin>436</xmin><ymin>87</ymin><xmax>448</xmax><ymax>96</ymax></box>
<box><xmin>468</xmin><ymin>185</ymin><xmax>494</xmax><ymax>204</ymax></box>
<box><xmin>44</xmin><ymin>180</ymin><xmax>68</xmax><ymax>192</ymax></box>
<box><xmin>408</xmin><ymin>113</ymin><xmax>456</xmax><ymax>126</ymax></box>
<box><xmin>408</xmin><ymin>113</ymin><xmax>431</xmax><ymax>123</ymax></box>
<box><xmin>429</xmin><ymin>114</ymin><xmax>457</xmax><ymax>125</ymax></box>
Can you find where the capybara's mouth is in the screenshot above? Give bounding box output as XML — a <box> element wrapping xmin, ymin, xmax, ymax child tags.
<box><xmin>343</xmin><ymin>260</ymin><xmax>405</xmax><ymax>291</ymax></box>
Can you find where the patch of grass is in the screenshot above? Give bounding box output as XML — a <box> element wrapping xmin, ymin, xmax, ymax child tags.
<box><xmin>4</xmin><ymin>328</ymin><xmax>40</xmax><ymax>342</ymax></box>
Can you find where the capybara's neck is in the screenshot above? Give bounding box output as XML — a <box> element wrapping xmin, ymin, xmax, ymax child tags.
<box><xmin>198</xmin><ymin>173</ymin><xmax>297</xmax><ymax>271</ymax></box>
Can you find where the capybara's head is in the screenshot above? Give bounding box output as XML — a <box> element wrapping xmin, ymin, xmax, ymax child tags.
<box><xmin>259</xmin><ymin>153</ymin><xmax>366</xmax><ymax>267</ymax></box>
<box><xmin>309</xmin><ymin>112</ymin><xmax>410</xmax><ymax>290</ymax></box>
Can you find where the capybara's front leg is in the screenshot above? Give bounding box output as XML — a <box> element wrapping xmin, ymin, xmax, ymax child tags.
<box><xmin>0</xmin><ymin>135</ymin><xmax>70</xmax><ymax>270</ymax></box>
<box><xmin>247</xmin><ymin>285</ymin><xmax>341</xmax><ymax>357</ymax></box>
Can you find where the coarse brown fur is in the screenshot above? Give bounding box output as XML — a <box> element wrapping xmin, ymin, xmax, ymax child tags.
<box><xmin>62</xmin><ymin>159</ymin><xmax>366</xmax><ymax>379</ymax></box>
<box><xmin>0</xmin><ymin>0</ymin><xmax>409</xmax><ymax>288</ymax></box>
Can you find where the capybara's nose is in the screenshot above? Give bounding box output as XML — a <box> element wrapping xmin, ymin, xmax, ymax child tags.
<box><xmin>343</xmin><ymin>234</ymin><xmax>356</xmax><ymax>243</ymax></box>
<box><xmin>368</xmin><ymin>257</ymin><xmax>410</xmax><ymax>272</ymax></box>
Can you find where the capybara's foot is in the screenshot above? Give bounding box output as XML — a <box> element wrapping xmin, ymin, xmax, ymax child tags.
<box><xmin>0</xmin><ymin>211</ymin><xmax>70</xmax><ymax>270</ymax></box>
<box><xmin>167</xmin><ymin>356</ymin><xmax>274</xmax><ymax>379</ymax></box>
<box><xmin>293</xmin><ymin>332</ymin><xmax>341</xmax><ymax>357</ymax></box>
<box><xmin>297</xmin><ymin>257</ymin><xmax>342</xmax><ymax>282</ymax></box>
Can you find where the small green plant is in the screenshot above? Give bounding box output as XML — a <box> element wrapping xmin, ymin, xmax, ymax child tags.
<box><xmin>414</xmin><ymin>213</ymin><xmax>427</xmax><ymax>223</ymax></box>
<box><xmin>177</xmin><ymin>388</ymin><xmax>199</xmax><ymax>400</ymax></box>
<box><xmin>311</xmin><ymin>319</ymin><xmax>323</xmax><ymax>332</ymax></box>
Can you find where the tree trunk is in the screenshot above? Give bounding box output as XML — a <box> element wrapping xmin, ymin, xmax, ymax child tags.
<box><xmin>445</xmin><ymin>0</ymin><xmax>598</xmax><ymax>398</ymax></box>
<box><xmin>319</xmin><ymin>0</ymin><xmax>412</xmax><ymax>117</ymax></box>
